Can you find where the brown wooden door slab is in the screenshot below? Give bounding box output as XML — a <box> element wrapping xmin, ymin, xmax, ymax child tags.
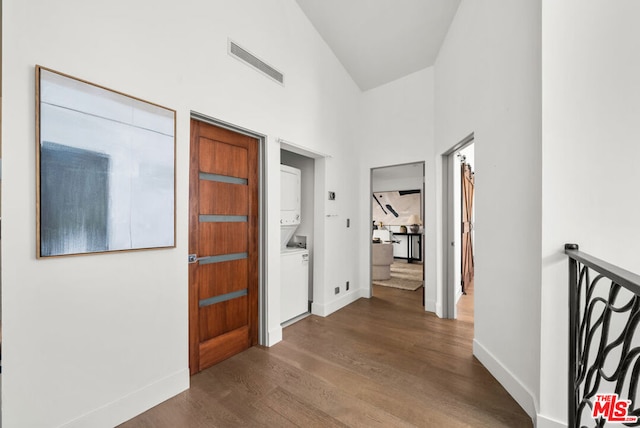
<box><xmin>189</xmin><ymin>119</ymin><xmax>259</xmax><ymax>374</ymax></box>
<box><xmin>461</xmin><ymin>162</ymin><xmax>474</xmax><ymax>294</ymax></box>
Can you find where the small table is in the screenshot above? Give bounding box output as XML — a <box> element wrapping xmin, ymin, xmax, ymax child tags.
<box><xmin>393</xmin><ymin>232</ymin><xmax>422</xmax><ymax>263</ymax></box>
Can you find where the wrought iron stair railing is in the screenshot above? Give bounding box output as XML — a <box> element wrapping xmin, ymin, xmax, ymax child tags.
<box><xmin>566</xmin><ymin>244</ymin><xmax>640</xmax><ymax>427</ymax></box>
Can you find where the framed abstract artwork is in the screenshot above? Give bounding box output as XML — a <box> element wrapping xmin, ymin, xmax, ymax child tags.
<box><xmin>372</xmin><ymin>190</ymin><xmax>421</xmax><ymax>226</ymax></box>
<box><xmin>36</xmin><ymin>66</ymin><xmax>176</xmax><ymax>257</ymax></box>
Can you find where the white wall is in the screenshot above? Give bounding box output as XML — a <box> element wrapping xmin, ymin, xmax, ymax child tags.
<box><xmin>539</xmin><ymin>1</ymin><xmax>640</xmax><ymax>426</ymax></box>
<box><xmin>2</xmin><ymin>0</ymin><xmax>361</xmax><ymax>426</ymax></box>
<box><xmin>357</xmin><ymin>67</ymin><xmax>435</xmax><ymax>307</ymax></box>
<box><xmin>315</xmin><ymin>150</ymin><xmax>361</xmax><ymax>315</ymax></box>
<box><xmin>434</xmin><ymin>0</ymin><xmax>541</xmax><ymax>420</ymax></box>
<box><xmin>372</xmin><ymin>171</ymin><xmax>423</xmax><ymax>194</ymax></box>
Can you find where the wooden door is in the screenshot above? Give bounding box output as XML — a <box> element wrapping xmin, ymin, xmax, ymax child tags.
<box><xmin>461</xmin><ymin>162</ymin><xmax>474</xmax><ymax>294</ymax></box>
<box><xmin>189</xmin><ymin>119</ymin><xmax>259</xmax><ymax>375</ymax></box>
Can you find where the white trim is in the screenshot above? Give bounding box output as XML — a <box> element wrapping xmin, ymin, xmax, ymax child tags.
<box><xmin>455</xmin><ymin>288</ymin><xmax>464</xmax><ymax>304</ymax></box>
<box><xmin>473</xmin><ymin>339</ymin><xmax>537</xmax><ymax>421</ymax></box>
<box><xmin>278</xmin><ymin>138</ymin><xmax>331</xmax><ymax>159</ymax></box>
<box><xmin>268</xmin><ymin>327</ymin><xmax>283</xmax><ymax>346</ymax></box>
<box><xmin>536</xmin><ymin>413</ymin><xmax>566</xmax><ymax>428</ymax></box>
<box><xmin>426</xmin><ymin>299</ymin><xmax>437</xmax><ymax>313</ymax></box>
<box><xmin>312</xmin><ymin>289</ymin><xmax>367</xmax><ymax>317</ymax></box>
<box><xmin>442</xmin><ymin>151</ymin><xmax>456</xmax><ymax>318</ymax></box>
<box><xmin>435</xmin><ymin>301</ymin><xmax>443</xmax><ymax>318</ymax></box>
<box><xmin>60</xmin><ymin>369</ymin><xmax>189</xmax><ymax>428</ymax></box>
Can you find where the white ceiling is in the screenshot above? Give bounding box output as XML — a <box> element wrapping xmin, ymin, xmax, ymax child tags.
<box><xmin>295</xmin><ymin>0</ymin><xmax>461</xmax><ymax>91</ymax></box>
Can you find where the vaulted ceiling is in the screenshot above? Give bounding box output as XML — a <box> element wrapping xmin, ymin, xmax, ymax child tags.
<box><xmin>295</xmin><ymin>0</ymin><xmax>461</xmax><ymax>91</ymax></box>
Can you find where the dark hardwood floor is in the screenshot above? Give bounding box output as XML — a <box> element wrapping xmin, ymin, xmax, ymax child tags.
<box><xmin>120</xmin><ymin>284</ymin><xmax>531</xmax><ymax>427</ymax></box>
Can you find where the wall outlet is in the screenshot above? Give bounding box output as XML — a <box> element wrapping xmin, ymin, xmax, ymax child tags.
<box><xmin>346</xmin><ymin>281</ymin><xmax>350</xmax><ymax>291</ymax></box>
<box><xmin>334</xmin><ymin>286</ymin><xmax>340</xmax><ymax>294</ymax></box>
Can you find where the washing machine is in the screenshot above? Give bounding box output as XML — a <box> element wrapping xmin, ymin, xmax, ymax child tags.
<box><xmin>280</xmin><ymin>247</ymin><xmax>309</xmax><ymax>323</ymax></box>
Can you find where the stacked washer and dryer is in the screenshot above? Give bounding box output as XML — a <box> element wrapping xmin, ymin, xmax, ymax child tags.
<box><xmin>280</xmin><ymin>165</ymin><xmax>310</xmax><ymax>324</ymax></box>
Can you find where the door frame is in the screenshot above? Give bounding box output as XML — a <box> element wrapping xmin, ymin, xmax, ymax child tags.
<box><xmin>441</xmin><ymin>133</ymin><xmax>474</xmax><ymax>319</ymax></box>
<box><xmin>190</xmin><ymin>111</ymin><xmax>268</xmax><ymax>346</ymax></box>
<box><xmin>369</xmin><ymin>161</ymin><xmax>426</xmax><ymax>303</ymax></box>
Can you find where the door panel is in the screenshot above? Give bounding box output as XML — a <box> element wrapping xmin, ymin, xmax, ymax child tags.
<box><xmin>198</xmin><ymin>326</ymin><xmax>250</xmax><ymax>370</ymax></box>
<box><xmin>199</xmin><ymin>138</ymin><xmax>248</xmax><ymax>178</ymax></box>
<box><xmin>189</xmin><ymin>119</ymin><xmax>259</xmax><ymax>374</ymax></box>
<box><xmin>461</xmin><ymin>162</ymin><xmax>475</xmax><ymax>293</ymax></box>
<box><xmin>200</xmin><ymin>181</ymin><xmax>248</xmax><ymax>215</ymax></box>
<box><xmin>199</xmin><ymin>296</ymin><xmax>249</xmax><ymax>341</ymax></box>
<box><xmin>198</xmin><ymin>260</ymin><xmax>248</xmax><ymax>298</ymax></box>
<box><xmin>199</xmin><ymin>222</ymin><xmax>248</xmax><ymax>256</ymax></box>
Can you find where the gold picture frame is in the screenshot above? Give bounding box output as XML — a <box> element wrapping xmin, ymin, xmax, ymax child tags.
<box><xmin>36</xmin><ymin>66</ymin><xmax>176</xmax><ymax>257</ymax></box>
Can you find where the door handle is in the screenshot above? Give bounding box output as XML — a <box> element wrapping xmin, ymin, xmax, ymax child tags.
<box><xmin>188</xmin><ymin>254</ymin><xmax>198</xmax><ymax>264</ymax></box>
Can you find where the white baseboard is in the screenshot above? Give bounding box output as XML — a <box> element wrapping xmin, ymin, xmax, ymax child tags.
<box><xmin>435</xmin><ymin>301</ymin><xmax>443</xmax><ymax>318</ymax></box>
<box><xmin>61</xmin><ymin>368</ymin><xmax>190</xmax><ymax>428</ymax></box>
<box><xmin>268</xmin><ymin>326</ymin><xmax>283</xmax><ymax>346</ymax></box>
<box><xmin>536</xmin><ymin>413</ymin><xmax>566</xmax><ymax>428</ymax></box>
<box><xmin>473</xmin><ymin>339</ymin><xmax>537</xmax><ymax>422</ymax></box>
<box><xmin>311</xmin><ymin>301</ymin><xmax>324</xmax><ymax>316</ymax></box>
<box><xmin>426</xmin><ymin>298</ymin><xmax>437</xmax><ymax>313</ymax></box>
<box><xmin>455</xmin><ymin>288</ymin><xmax>463</xmax><ymax>304</ymax></box>
<box><xmin>312</xmin><ymin>289</ymin><xmax>366</xmax><ymax>317</ymax></box>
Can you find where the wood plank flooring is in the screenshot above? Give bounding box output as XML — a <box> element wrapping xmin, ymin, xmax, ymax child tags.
<box><xmin>457</xmin><ymin>278</ymin><xmax>474</xmax><ymax>324</ymax></box>
<box><xmin>120</xmin><ymin>284</ymin><xmax>531</xmax><ymax>427</ymax></box>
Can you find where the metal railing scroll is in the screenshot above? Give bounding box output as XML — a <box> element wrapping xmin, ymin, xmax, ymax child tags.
<box><xmin>566</xmin><ymin>244</ymin><xmax>640</xmax><ymax>427</ymax></box>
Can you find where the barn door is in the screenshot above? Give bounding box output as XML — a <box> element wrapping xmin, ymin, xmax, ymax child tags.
<box><xmin>189</xmin><ymin>119</ymin><xmax>259</xmax><ymax>374</ymax></box>
<box><xmin>461</xmin><ymin>162</ymin><xmax>474</xmax><ymax>294</ymax></box>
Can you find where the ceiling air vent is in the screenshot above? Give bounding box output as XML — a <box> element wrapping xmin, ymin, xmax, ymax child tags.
<box><xmin>228</xmin><ymin>39</ymin><xmax>284</xmax><ymax>85</ymax></box>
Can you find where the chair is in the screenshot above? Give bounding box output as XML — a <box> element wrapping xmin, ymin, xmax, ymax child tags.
<box><xmin>372</xmin><ymin>243</ymin><xmax>393</xmax><ymax>280</ymax></box>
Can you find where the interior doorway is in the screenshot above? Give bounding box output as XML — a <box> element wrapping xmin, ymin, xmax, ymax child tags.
<box><xmin>370</xmin><ymin>162</ymin><xmax>425</xmax><ymax>304</ymax></box>
<box><xmin>278</xmin><ymin>139</ymin><xmax>329</xmax><ymax>320</ymax></box>
<box><xmin>279</xmin><ymin>149</ymin><xmax>314</xmax><ymax>326</ymax></box>
<box><xmin>456</xmin><ymin>144</ymin><xmax>475</xmax><ymax>322</ymax></box>
<box><xmin>442</xmin><ymin>135</ymin><xmax>475</xmax><ymax>320</ymax></box>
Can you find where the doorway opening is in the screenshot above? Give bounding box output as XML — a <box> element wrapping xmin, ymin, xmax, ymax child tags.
<box><xmin>279</xmin><ymin>149</ymin><xmax>314</xmax><ymax>327</ymax></box>
<box><xmin>442</xmin><ymin>134</ymin><xmax>475</xmax><ymax>320</ymax></box>
<box><xmin>370</xmin><ymin>162</ymin><xmax>425</xmax><ymax>304</ymax></box>
<box><xmin>278</xmin><ymin>139</ymin><xmax>329</xmax><ymax>324</ymax></box>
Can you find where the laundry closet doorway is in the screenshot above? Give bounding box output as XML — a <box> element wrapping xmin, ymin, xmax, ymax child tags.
<box><xmin>280</xmin><ymin>150</ymin><xmax>314</xmax><ymax>325</ymax></box>
<box><xmin>278</xmin><ymin>140</ymin><xmax>330</xmax><ymax>322</ymax></box>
